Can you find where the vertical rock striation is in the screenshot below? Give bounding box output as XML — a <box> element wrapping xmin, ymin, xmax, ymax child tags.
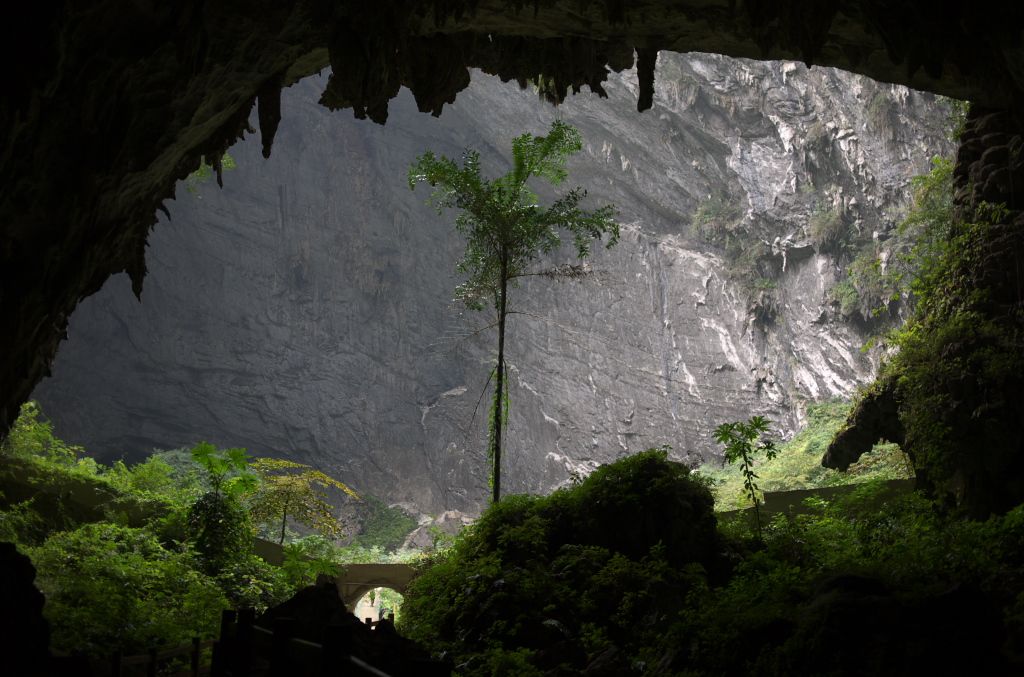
<box><xmin>34</xmin><ymin>54</ymin><xmax>952</xmax><ymax>515</ymax></box>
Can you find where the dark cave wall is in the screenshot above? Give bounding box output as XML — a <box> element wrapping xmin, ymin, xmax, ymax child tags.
<box><xmin>0</xmin><ymin>3</ymin><xmax>1022</xmax><ymax>663</ymax></box>
<box><xmin>2</xmin><ymin>0</ymin><xmax>1024</xmax><ymax>449</ymax></box>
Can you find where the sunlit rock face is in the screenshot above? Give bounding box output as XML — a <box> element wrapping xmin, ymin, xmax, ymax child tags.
<box><xmin>34</xmin><ymin>53</ymin><xmax>951</xmax><ymax>514</ymax></box>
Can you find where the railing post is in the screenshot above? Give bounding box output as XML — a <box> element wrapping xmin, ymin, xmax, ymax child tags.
<box><xmin>210</xmin><ymin>609</ymin><xmax>236</xmax><ymax>677</ymax></box>
<box><xmin>111</xmin><ymin>650</ymin><xmax>122</xmax><ymax>677</ymax></box>
<box><xmin>220</xmin><ymin>609</ymin><xmax>237</xmax><ymax>641</ymax></box>
<box><xmin>235</xmin><ymin>608</ymin><xmax>255</xmax><ymax>677</ymax></box>
<box><xmin>320</xmin><ymin>623</ymin><xmax>351</xmax><ymax>676</ymax></box>
<box><xmin>146</xmin><ymin>647</ymin><xmax>158</xmax><ymax>677</ymax></box>
<box><xmin>270</xmin><ymin>616</ymin><xmax>296</xmax><ymax>677</ymax></box>
<box><xmin>190</xmin><ymin>637</ymin><xmax>201</xmax><ymax>677</ymax></box>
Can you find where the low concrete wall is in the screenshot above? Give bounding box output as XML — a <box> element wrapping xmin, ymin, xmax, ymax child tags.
<box><xmin>720</xmin><ymin>478</ymin><xmax>916</xmax><ymax>519</ymax></box>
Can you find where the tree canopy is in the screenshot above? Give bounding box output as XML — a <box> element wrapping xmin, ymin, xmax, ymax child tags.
<box><xmin>249</xmin><ymin>458</ymin><xmax>360</xmax><ymax>544</ymax></box>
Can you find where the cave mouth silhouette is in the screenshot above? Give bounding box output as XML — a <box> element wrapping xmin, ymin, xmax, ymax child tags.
<box><xmin>4</xmin><ymin>1</ymin><xmax>1022</xmax><ymax>445</ymax></box>
<box><xmin>28</xmin><ymin>53</ymin><xmax>952</xmax><ymax>517</ymax></box>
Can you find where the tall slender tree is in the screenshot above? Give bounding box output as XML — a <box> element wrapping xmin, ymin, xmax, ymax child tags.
<box><xmin>409</xmin><ymin>120</ymin><xmax>618</xmax><ymax>504</ymax></box>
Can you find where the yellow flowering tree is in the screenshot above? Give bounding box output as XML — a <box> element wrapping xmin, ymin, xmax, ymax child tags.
<box><xmin>249</xmin><ymin>458</ymin><xmax>359</xmax><ymax>544</ymax></box>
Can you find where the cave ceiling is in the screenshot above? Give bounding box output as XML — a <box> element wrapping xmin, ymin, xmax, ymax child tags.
<box><xmin>1</xmin><ymin>0</ymin><xmax>1023</xmax><ymax>436</ymax></box>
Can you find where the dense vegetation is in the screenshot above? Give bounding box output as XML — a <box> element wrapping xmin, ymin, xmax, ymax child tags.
<box><xmin>400</xmin><ymin>449</ymin><xmax>723</xmax><ymax>675</ymax></box>
<box><xmin>0</xmin><ymin>403</ymin><xmax>418</xmax><ymax>658</ymax></box>
<box><xmin>698</xmin><ymin>399</ymin><xmax>913</xmax><ymax>511</ymax></box>
<box><xmin>400</xmin><ymin>450</ymin><xmax>1023</xmax><ymax>675</ymax></box>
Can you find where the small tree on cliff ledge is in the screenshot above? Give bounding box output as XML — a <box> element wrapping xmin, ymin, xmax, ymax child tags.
<box><xmin>409</xmin><ymin>120</ymin><xmax>618</xmax><ymax>504</ymax></box>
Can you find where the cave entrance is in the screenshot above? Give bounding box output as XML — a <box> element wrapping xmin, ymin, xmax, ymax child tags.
<box><xmin>31</xmin><ymin>54</ymin><xmax>952</xmax><ymax>515</ymax></box>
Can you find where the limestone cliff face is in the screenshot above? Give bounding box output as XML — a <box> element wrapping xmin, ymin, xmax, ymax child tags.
<box><xmin>34</xmin><ymin>53</ymin><xmax>951</xmax><ymax>514</ymax></box>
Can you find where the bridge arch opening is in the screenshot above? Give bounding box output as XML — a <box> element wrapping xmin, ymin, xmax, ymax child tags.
<box><xmin>352</xmin><ymin>588</ymin><xmax>406</xmax><ymax>625</ymax></box>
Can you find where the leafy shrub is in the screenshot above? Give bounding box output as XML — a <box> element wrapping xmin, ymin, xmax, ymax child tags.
<box><xmin>188</xmin><ymin>490</ymin><xmax>253</xmax><ymax>576</ymax></box>
<box><xmin>279</xmin><ymin>535</ymin><xmax>343</xmax><ymax>588</ymax></box>
<box><xmin>353</xmin><ymin>495</ymin><xmax>417</xmax><ymax>551</ymax></box>
<box><xmin>690</xmin><ymin>193</ymin><xmax>743</xmax><ymax>243</ymax></box>
<box><xmin>808</xmin><ymin>204</ymin><xmax>845</xmax><ymax>252</ymax></box>
<box><xmin>0</xmin><ymin>497</ymin><xmax>45</xmax><ymax>545</ymax></box>
<box><xmin>1</xmin><ymin>401</ymin><xmax>83</xmax><ymax>465</ymax></box>
<box><xmin>186</xmin><ymin>442</ymin><xmax>259</xmax><ymax>574</ymax></box>
<box><xmin>829</xmin><ymin>278</ymin><xmax>860</xmax><ymax>318</ymax></box>
<box><xmin>214</xmin><ymin>554</ymin><xmax>294</xmax><ymax>610</ymax></box>
<box><xmin>674</xmin><ymin>487</ymin><xmax>1024</xmax><ymax>674</ymax></box>
<box><xmin>107</xmin><ymin>456</ymin><xmax>183</xmax><ymax>499</ymax></box>
<box><xmin>400</xmin><ymin>449</ymin><xmax>720</xmax><ymax>671</ymax></box>
<box><xmin>715</xmin><ymin>416</ymin><xmax>777</xmax><ymax>539</ymax></box>
<box><xmin>29</xmin><ymin>523</ymin><xmax>227</xmax><ymax>656</ymax></box>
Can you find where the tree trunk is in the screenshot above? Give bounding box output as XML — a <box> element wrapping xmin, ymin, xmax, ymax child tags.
<box><xmin>279</xmin><ymin>500</ymin><xmax>289</xmax><ymax>545</ymax></box>
<box><xmin>492</xmin><ymin>254</ymin><xmax>508</xmax><ymax>504</ymax></box>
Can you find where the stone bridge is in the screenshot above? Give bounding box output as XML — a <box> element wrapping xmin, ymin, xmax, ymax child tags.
<box><xmin>334</xmin><ymin>563</ymin><xmax>417</xmax><ymax>608</ymax></box>
<box><xmin>253</xmin><ymin>540</ymin><xmax>416</xmax><ymax>608</ymax></box>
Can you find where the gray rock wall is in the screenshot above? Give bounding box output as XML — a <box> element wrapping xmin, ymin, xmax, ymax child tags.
<box><xmin>34</xmin><ymin>53</ymin><xmax>952</xmax><ymax>515</ymax></box>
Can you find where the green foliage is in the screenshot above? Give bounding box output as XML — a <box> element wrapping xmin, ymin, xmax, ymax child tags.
<box><xmin>400</xmin><ymin>449</ymin><xmax>720</xmax><ymax>671</ymax></box>
<box><xmin>714</xmin><ymin>416</ymin><xmax>778</xmax><ymax>539</ymax></box>
<box><xmin>831</xmin><ymin>248</ymin><xmax>900</xmax><ymax>322</ymax></box>
<box><xmin>186</xmin><ymin>443</ymin><xmax>260</xmax><ymax>573</ymax></box>
<box><xmin>28</xmin><ymin>523</ymin><xmax>227</xmax><ymax>656</ymax></box>
<box><xmin>279</xmin><ymin>535</ymin><xmax>343</xmax><ymax>588</ymax></box>
<box><xmin>353</xmin><ymin>495</ymin><xmax>417</xmax><ymax>551</ymax></box>
<box><xmin>409</xmin><ymin>119</ymin><xmax>618</xmax><ymax>309</ymax></box>
<box><xmin>675</xmin><ymin>488</ymin><xmax>1024</xmax><ymax>673</ymax></box>
<box><xmin>878</xmin><ymin>155</ymin><xmax>1023</xmax><ymax>512</ymax></box>
<box><xmin>190</xmin><ymin>441</ymin><xmax>258</xmax><ymax>499</ymax></box>
<box><xmin>827</xmin><ymin>155</ymin><xmax>954</xmax><ymax>331</ymax></box>
<box><xmin>829</xmin><ymin>277</ymin><xmax>860</xmax><ymax>318</ymax></box>
<box><xmin>893</xmin><ymin>156</ymin><xmax>956</xmax><ymax>303</ymax></box>
<box><xmin>188</xmin><ymin>489</ymin><xmax>253</xmax><ymax>576</ymax></box>
<box><xmin>699</xmin><ymin>399</ymin><xmax>914</xmax><ymax>511</ymax></box>
<box><xmin>0</xmin><ymin>404</ymin><xmax>329</xmax><ymax>656</ymax></box>
<box><xmin>690</xmin><ymin>193</ymin><xmax>770</xmax><ymax>287</ymax></box>
<box><xmin>946</xmin><ymin>98</ymin><xmax>970</xmax><ymax>141</ymax></box>
<box><xmin>410</xmin><ymin>120</ymin><xmax>618</xmax><ymax>503</ymax></box>
<box><xmin>106</xmin><ymin>455</ymin><xmax>197</xmax><ymax>506</ymax></box>
<box><xmin>807</xmin><ymin>204</ymin><xmax>846</xmax><ymax>252</ymax></box>
<box><xmin>1</xmin><ymin>401</ymin><xmax>83</xmax><ymax>464</ymax></box>
<box><xmin>375</xmin><ymin>587</ymin><xmax>406</xmax><ymax>624</ymax></box>
<box><xmin>690</xmin><ymin>193</ymin><xmax>743</xmax><ymax>242</ymax></box>
<box><xmin>248</xmin><ymin>457</ymin><xmax>358</xmax><ymax>544</ymax></box>
<box><xmin>0</xmin><ymin>497</ymin><xmax>45</xmax><ymax>545</ymax></box>
<box><xmin>213</xmin><ymin>553</ymin><xmax>293</xmax><ymax>610</ymax></box>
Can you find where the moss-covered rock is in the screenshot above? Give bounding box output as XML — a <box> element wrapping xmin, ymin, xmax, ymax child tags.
<box><xmin>825</xmin><ymin>107</ymin><xmax>1024</xmax><ymax>518</ymax></box>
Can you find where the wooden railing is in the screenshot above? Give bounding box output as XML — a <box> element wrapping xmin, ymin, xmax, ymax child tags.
<box><xmin>93</xmin><ymin>637</ymin><xmax>215</xmax><ymax>677</ymax></box>
<box><xmin>87</xmin><ymin>606</ymin><xmax>445</xmax><ymax>676</ymax></box>
<box><xmin>208</xmin><ymin>609</ymin><xmax>447</xmax><ymax>676</ymax></box>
